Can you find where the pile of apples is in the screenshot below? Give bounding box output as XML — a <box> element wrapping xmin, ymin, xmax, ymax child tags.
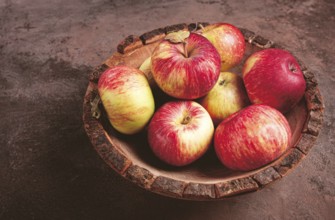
<box><xmin>98</xmin><ymin>23</ymin><xmax>306</xmax><ymax>171</ymax></box>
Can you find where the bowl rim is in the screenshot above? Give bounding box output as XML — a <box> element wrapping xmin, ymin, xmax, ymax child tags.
<box><xmin>82</xmin><ymin>22</ymin><xmax>324</xmax><ymax>200</ymax></box>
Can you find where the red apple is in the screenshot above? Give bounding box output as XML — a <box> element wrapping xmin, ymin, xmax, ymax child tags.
<box><xmin>151</xmin><ymin>32</ymin><xmax>221</xmax><ymax>99</ymax></box>
<box><xmin>98</xmin><ymin>65</ymin><xmax>155</xmax><ymax>135</ymax></box>
<box><xmin>148</xmin><ymin>101</ymin><xmax>214</xmax><ymax>166</ymax></box>
<box><xmin>242</xmin><ymin>48</ymin><xmax>306</xmax><ymax>113</ymax></box>
<box><xmin>214</xmin><ymin>104</ymin><xmax>292</xmax><ymax>171</ymax></box>
<box><xmin>197</xmin><ymin>23</ymin><xmax>246</xmax><ymax>71</ymax></box>
<box><xmin>200</xmin><ymin>71</ymin><xmax>250</xmax><ymax>125</ymax></box>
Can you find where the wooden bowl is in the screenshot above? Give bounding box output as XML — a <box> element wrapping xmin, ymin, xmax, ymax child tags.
<box><xmin>83</xmin><ymin>22</ymin><xmax>324</xmax><ymax>200</ymax></box>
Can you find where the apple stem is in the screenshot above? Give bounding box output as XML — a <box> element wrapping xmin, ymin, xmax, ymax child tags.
<box><xmin>183</xmin><ymin>42</ymin><xmax>188</xmax><ymax>58</ymax></box>
<box><xmin>199</xmin><ymin>23</ymin><xmax>205</xmax><ymax>30</ymax></box>
<box><xmin>219</xmin><ymin>80</ymin><xmax>225</xmax><ymax>86</ymax></box>
<box><xmin>289</xmin><ymin>63</ymin><xmax>297</xmax><ymax>73</ymax></box>
<box><xmin>181</xmin><ymin>114</ymin><xmax>191</xmax><ymax>125</ymax></box>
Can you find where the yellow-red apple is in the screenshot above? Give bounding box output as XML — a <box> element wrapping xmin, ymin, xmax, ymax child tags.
<box><xmin>200</xmin><ymin>71</ymin><xmax>250</xmax><ymax>125</ymax></box>
<box><xmin>197</xmin><ymin>23</ymin><xmax>246</xmax><ymax>71</ymax></box>
<box><xmin>98</xmin><ymin>65</ymin><xmax>155</xmax><ymax>135</ymax></box>
<box><xmin>148</xmin><ymin>101</ymin><xmax>214</xmax><ymax>166</ymax></box>
<box><xmin>139</xmin><ymin>56</ymin><xmax>156</xmax><ymax>88</ymax></box>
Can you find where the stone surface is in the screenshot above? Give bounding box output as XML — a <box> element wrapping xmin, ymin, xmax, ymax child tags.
<box><xmin>1</xmin><ymin>0</ymin><xmax>334</xmax><ymax>219</ymax></box>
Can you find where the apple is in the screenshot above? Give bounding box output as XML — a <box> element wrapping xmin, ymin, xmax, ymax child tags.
<box><xmin>214</xmin><ymin>104</ymin><xmax>292</xmax><ymax>171</ymax></box>
<box><xmin>139</xmin><ymin>56</ymin><xmax>156</xmax><ymax>88</ymax></box>
<box><xmin>151</xmin><ymin>31</ymin><xmax>221</xmax><ymax>100</ymax></box>
<box><xmin>242</xmin><ymin>48</ymin><xmax>306</xmax><ymax>113</ymax></box>
<box><xmin>98</xmin><ymin>65</ymin><xmax>155</xmax><ymax>135</ymax></box>
<box><xmin>197</xmin><ymin>23</ymin><xmax>246</xmax><ymax>71</ymax></box>
<box><xmin>199</xmin><ymin>71</ymin><xmax>250</xmax><ymax>126</ymax></box>
<box><xmin>148</xmin><ymin>101</ymin><xmax>214</xmax><ymax>166</ymax></box>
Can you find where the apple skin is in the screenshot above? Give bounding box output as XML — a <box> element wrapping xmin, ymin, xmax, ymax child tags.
<box><xmin>242</xmin><ymin>48</ymin><xmax>306</xmax><ymax>113</ymax></box>
<box><xmin>151</xmin><ymin>33</ymin><xmax>221</xmax><ymax>100</ymax></box>
<box><xmin>148</xmin><ymin>101</ymin><xmax>214</xmax><ymax>166</ymax></box>
<box><xmin>139</xmin><ymin>56</ymin><xmax>157</xmax><ymax>88</ymax></box>
<box><xmin>214</xmin><ymin>104</ymin><xmax>292</xmax><ymax>171</ymax></box>
<box><xmin>199</xmin><ymin>71</ymin><xmax>250</xmax><ymax>126</ymax></box>
<box><xmin>197</xmin><ymin>23</ymin><xmax>246</xmax><ymax>71</ymax></box>
<box><xmin>98</xmin><ymin>65</ymin><xmax>155</xmax><ymax>135</ymax></box>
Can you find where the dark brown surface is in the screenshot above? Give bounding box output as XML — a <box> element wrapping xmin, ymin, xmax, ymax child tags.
<box><xmin>1</xmin><ymin>0</ymin><xmax>334</xmax><ymax>219</ymax></box>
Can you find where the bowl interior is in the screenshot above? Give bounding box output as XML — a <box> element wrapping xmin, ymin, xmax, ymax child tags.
<box><xmin>95</xmin><ymin>40</ymin><xmax>308</xmax><ymax>184</ymax></box>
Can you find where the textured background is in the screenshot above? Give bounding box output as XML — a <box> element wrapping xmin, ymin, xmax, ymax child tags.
<box><xmin>1</xmin><ymin>0</ymin><xmax>334</xmax><ymax>219</ymax></box>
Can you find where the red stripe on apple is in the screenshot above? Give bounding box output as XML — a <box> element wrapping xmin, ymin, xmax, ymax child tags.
<box><xmin>148</xmin><ymin>101</ymin><xmax>214</xmax><ymax>166</ymax></box>
<box><xmin>214</xmin><ymin>104</ymin><xmax>292</xmax><ymax>171</ymax></box>
<box><xmin>98</xmin><ymin>66</ymin><xmax>155</xmax><ymax>135</ymax></box>
<box><xmin>151</xmin><ymin>33</ymin><xmax>221</xmax><ymax>100</ymax></box>
<box><xmin>242</xmin><ymin>48</ymin><xmax>306</xmax><ymax>113</ymax></box>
